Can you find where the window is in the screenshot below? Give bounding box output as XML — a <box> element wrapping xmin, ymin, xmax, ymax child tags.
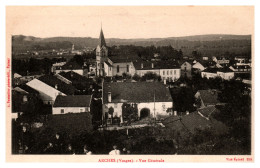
<box><xmin>174</xmin><ymin>70</ymin><xmax>176</xmax><ymax>75</ymax></box>
<box><xmin>117</xmin><ymin>65</ymin><xmax>120</xmax><ymax>73</ymax></box>
<box><xmin>167</xmin><ymin>71</ymin><xmax>169</xmax><ymax>75</ymax></box>
<box><xmin>127</xmin><ymin>65</ymin><xmax>129</xmax><ymax>72</ymax></box>
<box><xmin>163</xmin><ymin>71</ymin><xmax>165</xmax><ymax>75</ymax></box>
<box><xmin>61</xmin><ymin>109</ymin><xmax>64</xmax><ymax>114</ymax></box>
<box><xmin>184</xmin><ymin>67</ymin><xmax>187</xmax><ymax>71</ymax></box>
<box><xmin>23</xmin><ymin>95</ymin><xmax>28</xmax><ymax>102</ymax></box>
<box><xmin>80</xmin><ymin>108</ymin><xmax>84</xmax><ymax>112</ymax></box>
<box><xmin>170</xmin><ymin>70</ymin><xmax>172</xmax><ymax>75</ymax></box>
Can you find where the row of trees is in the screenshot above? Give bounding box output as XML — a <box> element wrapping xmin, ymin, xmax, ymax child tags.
<box><xmin>109</xmin><ymin>45</ymin><xmax>183</xmax><ymax>61</ymax></box>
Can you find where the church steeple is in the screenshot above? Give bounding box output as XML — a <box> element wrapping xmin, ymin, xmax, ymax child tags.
<box><xmin>99</xmin><ymin>27</ymin><xmax>106</xmax><ymax>47</ymax></box>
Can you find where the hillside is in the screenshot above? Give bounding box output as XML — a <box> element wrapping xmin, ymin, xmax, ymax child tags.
<box><xmin>12</xmin><ymin>34</ymin><xmax>251</xmax><ymax>57</ymax></box>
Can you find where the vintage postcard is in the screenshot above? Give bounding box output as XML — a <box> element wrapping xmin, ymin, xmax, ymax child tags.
<box><xmin>6</xmin><ymin>6</ymin><xmax>254</xmax><ymax>162</ymax></box>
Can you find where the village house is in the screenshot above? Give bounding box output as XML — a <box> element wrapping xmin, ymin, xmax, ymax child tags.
<box><xmin>201</xmin><ymin>67</ymin><xmax>234</xmax><ymax>80</ymax></box>
<box><xmin>51</xmin><ymin>62</ymin><xmax>67</xmax><ymax>74</ymax></box>
<box><xmin>11</xmin><ymin>86</ymin><xmax>41</xmax><ymax>120</ymax></box>
<box><xmin>192</xmin><ymin>61</ymin><xmax>206</xmax><ymax>73</ymax></box>
<box><xmin>180</xmin><ymin>61</ymin><xmax>192</xmax><ymax>78</ymax></box>
<box><xmin>55</xmin><ymin>61</ymin><xmax>86</xmax><ymax>76</ymax></box>
<box><xmin>229</xmin><ymin>65</ymin><xmax>251</xmax><ymax>73</ymax></box>
<box><xmin>102</xmin><ymin>82</ymin><xmax>173</xmax><ymax>123</ymax></box>
<box><xmin>234</xmin><ymin>56</ymin><xmax>251</xmax><ymax>66</ymax></box>
<box><xmin>13</xmin><ymin>73</ymin><xmax>22</xmax><ymax>79</ymax></box>
<box><xmin>52</xmin><ymin>95</ymin><xmax>92</xmax><ymax>115</ymax></box>
<box><xmin>133</xmin><ymin>61</ymin><xmax>181</xmax><ymax>82</ymax></box>
<box><xmin>213</xmin><ymin>56</ymin><xmax>230</xmax><ymax>67</ymax></box>
<box><xmin>55</xmin><ymin>71</ymin><xmax>95</xmax><ymax>94</ymax></box>
<box><xmin>26</xmin><ymin>75</ymin><xmax>75</xmax><ymax>105</ymax></box>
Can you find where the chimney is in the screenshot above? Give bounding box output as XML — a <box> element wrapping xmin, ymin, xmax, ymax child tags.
<box><xmin>174</xmin><ymin>111</ymin><xmax>177</xmax><ymax>116</ymax></box>
<box><xmin>151</xmin><ymin>62</ymin><xmax>154</xmax><ymax>69</ymax></box>
<box><xmin>108</xmin><ymin>92</ymin><xmax>111</xmax><ymax>102</ymax></box>
<box><xmin>55</xmin><ymin>84</ymin><xmax>58</xmax><ymax>89</ymax></box>
<box><xmin>186</xmin><ymin>111</ymin><xmax>189</xmax><ymax>115</ymax></box>
<box><xmin>141</xmin><ymin>63</ymin><xmax>143</xmax><ymax>69</ymax></box>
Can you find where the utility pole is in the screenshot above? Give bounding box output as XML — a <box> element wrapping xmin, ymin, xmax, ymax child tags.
<box><xmin>154</xmin><ymin>90</ymin><xmax>156</xmax><ymax>124</ymax></box>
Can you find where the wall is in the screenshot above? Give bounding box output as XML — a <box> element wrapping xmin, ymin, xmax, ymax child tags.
<box><xmin>112</xmin><ymin>62</ymin><xmax>135</xmax><ymax>76</ymax></box>
<box><xmin>217</xmin><ymin>72</ymin><xmax>234</xmax><ymax>80</ymax></box>
<box><xmin>103</xmin><ymin>101</ymin><xmax>173</xmax><ymax>122</ymax></box>
<box><xmin>181</xmin><ymin>62</ymin><xmax>192</xmax><ymax>78</ymax></box>
<box><xmin>159</xmin><ymin>69</ymin><xmax>181</xmax><ymax>81</ymax></box>
<box><xmin>52</xmin><ymin>107</ymin><xmax>90</xmax><ymax>115</ymax></box>
<box><xmin>201</xmin><ymin>72</ymin><xmax>218</xmax><ymax>79</ymax></box>
<box><xmin>136</xmin><ymin>69</ymin><xmax>160</xmax><ymax>77</ymax></box>
<box><xmin>104</xmin><ymin>62</ymin><xmax>113</xmax><ymax>77</ymax></box>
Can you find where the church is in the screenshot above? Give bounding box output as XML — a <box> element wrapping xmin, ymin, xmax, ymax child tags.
<box><xmin>95</xmin><ymin>28</ymin><xmax>136</xmax><ymax>77</ymax></box>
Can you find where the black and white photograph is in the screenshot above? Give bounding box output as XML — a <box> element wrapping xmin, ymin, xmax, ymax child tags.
<box><xmin>5</xmin><ymin>6</ymin><xmax>254</xmax><ymax>162</ymax></box>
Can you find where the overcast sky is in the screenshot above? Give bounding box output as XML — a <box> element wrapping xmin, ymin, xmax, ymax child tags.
<box><xmin>6</xmin><ymin>6</ymin><xmax>254</xmax><ymax>39</ymax></box>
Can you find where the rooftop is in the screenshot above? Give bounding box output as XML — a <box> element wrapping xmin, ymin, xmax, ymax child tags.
<box><xmin>203</xmin><ymin>67</ymin><xmax>233</xmax><ymax>73</ymax></box>
<box><xmin>61</xmin><ymin>61</ymin><xmax>83</xmax><ymax>70</ymax></box>
<box><xmin>58</xmin><ymin>71</ymin><xmax>93</xmax><ymax>84</ymax></box>
<box><xmin>103</xmin><ymin>82</ymin><xmax>173</xmax><ymax>103</ymax></box>
<box><xmin>197</xmin><ymin>90</ymin><xmax>220</xmax><ymax>105</ymax></box>
<box><xmin>133</xmin><ymin>61</ymin><xmax>180</xmax><ymax>70</ymax></box>
<box><xmin>162</xmin><ymin>111</ymin><xmax>227</xmax><ymax>134</ymax></box>
<box><xmin>38</xmin><ymin>75</ymin><xmax>75</xmax><ymax>95</ymax></box>
<box><xmin>53</xmin><ymin>95</ymin><xmax>92</xmax><ymax>107</ymax></box>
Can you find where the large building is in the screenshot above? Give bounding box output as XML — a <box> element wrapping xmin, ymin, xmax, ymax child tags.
<box><xmin>133</xmin><ymin>61</ymin><xmax>181</xmax><ymax>81</ymax></box>
<box><xmin>201</xmin><ymin>67</ymin><xmax>234</xmax><ymax>80</ymax></box>
<box><xmin>102</xmin><ymin>82</ymin><xmax>173</xmax><ymax>123</ymax></box>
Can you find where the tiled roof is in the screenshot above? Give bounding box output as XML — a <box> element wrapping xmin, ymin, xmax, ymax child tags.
<box><xmin>203</xmin><ymin>67</ymin><xmax>233</xmax><ymax>73</ymax></box>
<box><xmin>162</xmin><ymin>111</ymin><xmax>227</xmax><ymax>134</ymax></box>
<box><xmin>133</xmin><ymin>61</ymin><xmax>180</xmax><ymax>70</ymax></box>
<box><xmin>38</xmin><ymin>75</ymin><xmax>75</xmax><ymax>95</ymax></box>
<box><xmin>198</xmin><ymin>106</ymin><xmax>219</xmax><ymax>118</ymax></box>
<box><xmin>53</xmin><ymin>95</ymin><xmax>92</xmax><ymax>107</ymax></box>
<box><xmin>61</xmin><ymin>61</ymin><xmax>83</xmax><ymax>70</ymax></box>
<box><xmin>198</xmin><ymin>90</ymin><xmax>220</xmax><ymax>105</ymax></box>
<box><xmin>109</xmin><ymin>57</ymin><xmax>135</xmax><ymax>63</ymax></box>
<box><xmin>15</xmin><ymin>84</ymin><xmax>39</xmax><ymax>95</ymax></box>
<box><xmin>103</xmin><ymin>82</ymin><xmax>173</xmax><ymax>103</ymax></box>
<box><xmin>58</xmin><ymin>71</ymin><xmax>93</xmax><ymax>84</ymax></box>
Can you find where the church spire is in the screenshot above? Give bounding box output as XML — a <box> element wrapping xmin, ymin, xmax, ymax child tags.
<box><xmin>99</xmin><ymin>26</ymin><xmax>106</xmax><ymax>47</ymax></box>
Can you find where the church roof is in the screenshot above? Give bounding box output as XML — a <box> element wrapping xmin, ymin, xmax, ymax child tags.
<box><xmin>99</xmin><ymin>28</ymin><xmax>106</xmax><ymax>47</ymax></box>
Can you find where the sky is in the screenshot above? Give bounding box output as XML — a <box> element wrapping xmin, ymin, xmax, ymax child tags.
<box><xmin>6</xmin><ymin>6</ymin><xmax>254</xmax><ymax>39</ymax></box>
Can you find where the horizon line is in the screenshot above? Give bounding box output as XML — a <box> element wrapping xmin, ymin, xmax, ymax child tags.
<box><xmin>12</xmin><ymin>33</ymin><xmax>252</xmax><ymax>40</ymax></box>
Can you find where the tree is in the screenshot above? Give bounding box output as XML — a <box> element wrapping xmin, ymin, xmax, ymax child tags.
<box><xmin>122</xmin><ymin>103</ymin><xmax>138</xmax><ymax>124</ymax></box>
<box><xmin>132</xmin><ymin>73</ymin><xmax>141</xmax><ymax>81</ymax></box>
<box><xmin>108</xmin><ymin>107</ymin><xmax>114</xmax><ymax>124</ymax></box>
<box><xmin>70</xmin><ymin>55</ymin><xmax>84</xmax><ymax>66</ymax></box>
<box><xmin>142</xmin><ymin>72</ymin><xmax>161</xmax><ymax>81</ymax></box>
